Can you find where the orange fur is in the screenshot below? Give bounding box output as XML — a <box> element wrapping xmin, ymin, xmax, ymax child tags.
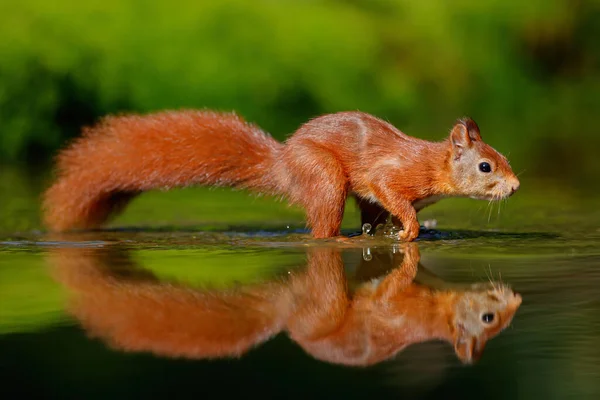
<box><xmin>43</xmin><ymin>110</ymin><xmax>520</xmax><ymax>240</ymax></box>
<box><xmin>49</xmin><ymin>243</ymin><xmax>521</xmax><ymax>365</ymax></box>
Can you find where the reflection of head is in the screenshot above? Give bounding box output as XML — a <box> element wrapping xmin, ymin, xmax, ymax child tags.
<box><xmin>48</xmin><ymin>242</ymin><xmax>521</xmax><ymax>367</ymax></box>
<box><xmin>349</xmin><ymin>244</ymin><xmax>522</xmax><ymax>365</ymax></box>
<box><xmin>451</xmin><ymin>284</ymin><xmax>522</xmax><ymax>364</ymax></box>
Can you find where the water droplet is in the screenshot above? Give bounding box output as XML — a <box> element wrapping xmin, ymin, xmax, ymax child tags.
<box><xmin>362</xmin><ymin>223</ymin><xmax>372</xmax><ymax>235</ymax></box>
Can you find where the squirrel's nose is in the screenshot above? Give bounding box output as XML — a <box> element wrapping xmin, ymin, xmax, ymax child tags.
<box><xmin>512</xmin><ymin>291</ymin><xmax>522</xmax><ymax>306</ymax></box>
<box><xmin>510</xmin><ymin>178</ymin><xmax>520</xmax><ymax>194</ymax></box>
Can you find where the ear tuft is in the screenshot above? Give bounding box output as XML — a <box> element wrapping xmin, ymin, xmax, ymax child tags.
<box><xmin>457</xmin><ymin>117</ymin><xmax>481</xmax><ymax>142</ymax></box>
<box><xmin>453</xmin><ymin>330</ymin><xmax>485</xmax><ymax>364</ymax></box>
<box><xmin>449</xmin><ymin>117</ymin><xmax>481</xmax><ymax>158</ymax></box>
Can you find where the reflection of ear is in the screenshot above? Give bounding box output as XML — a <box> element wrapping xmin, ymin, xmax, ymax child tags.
<box><xmin>453</xmin><ymin>326</ymin><xmax>486</xmax><ymax>364</ymax></box>
<box><xmin>450</xmin><ymin>118</ymin><xmax>481</xmax><ymax>158</ymax></box>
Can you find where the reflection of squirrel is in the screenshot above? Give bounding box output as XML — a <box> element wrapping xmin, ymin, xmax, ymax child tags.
<box><xmin>48</xmin><ymin>242</ymin><xmax>521</xmax><ymax>366</ymax></box>
<box><xmin>42</xmin><ymin>110</ymin><xmax>519</xmax><ymax>240</ymax></box>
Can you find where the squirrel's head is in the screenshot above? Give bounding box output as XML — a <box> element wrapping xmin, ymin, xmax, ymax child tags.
<box><xmin>447</xmin><ymin>118</ymin><xmax>520</xmax><ymax>200</ymax></box>
<box><xmin>451</xmin><ymin>283</ymin><xmax>522</xmax><ymax>364</ymax></box>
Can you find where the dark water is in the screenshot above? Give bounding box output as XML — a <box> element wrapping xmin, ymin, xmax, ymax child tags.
<box><xmin>1</xmin><ymin>168</ymin><xmax>600</xmax><ymax>399</ymax></box>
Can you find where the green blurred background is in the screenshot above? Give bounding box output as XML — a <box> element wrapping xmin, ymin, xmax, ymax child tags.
<box><xmin>2</xmin><ymin>4</ymin><xmax>600</xmax><ymax>395</ymax></box>
<box><xmin>2</xmin><ymin>0</ymin><xmax>599</xmax><ymax>185</ymax></box>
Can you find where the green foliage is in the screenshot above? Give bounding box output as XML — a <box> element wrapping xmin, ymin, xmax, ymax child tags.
<box><xmin>0</xmin><ymin>0</ymin><xmax>599</xmax><ymax>187</ymax></box>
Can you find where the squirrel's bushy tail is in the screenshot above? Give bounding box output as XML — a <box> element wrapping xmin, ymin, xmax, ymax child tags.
<box><xmin>42</xmin><ymin>110</ymin><xmax>283</xmax><ymax>232</ymax></box>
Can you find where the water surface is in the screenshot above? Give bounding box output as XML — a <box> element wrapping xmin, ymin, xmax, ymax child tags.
<box><xmin>1</xmin><ymin>167</ymin><xmax>600</xmax><ymax>399</ymax></box>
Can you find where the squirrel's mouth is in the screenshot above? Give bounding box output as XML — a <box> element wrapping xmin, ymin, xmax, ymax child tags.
<box><xmin>470</xmin><ymin>194</ymin><xmax>499</xmax><ymax>201</ymax></box>
<box><xmin>474</xmin><ymin>189</ymin><xmax>515</xmax><ymax>201</ymax></box>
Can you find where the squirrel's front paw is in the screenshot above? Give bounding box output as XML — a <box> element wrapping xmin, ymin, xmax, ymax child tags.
<box><xmin>399</xmin><ymin>220</ymin><xmax>420</xmax><ymax>241</ymax></box>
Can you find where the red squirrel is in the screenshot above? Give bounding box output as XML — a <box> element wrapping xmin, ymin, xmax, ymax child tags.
<box><xmin>42</xmin><ymin>110</ymin><xmax>520</xmax><ymax>240</ymax></box>
<box><xmin>48</xmin><ymin>241</ymin><xmax>521</xmax><ymax>366</ymax></box>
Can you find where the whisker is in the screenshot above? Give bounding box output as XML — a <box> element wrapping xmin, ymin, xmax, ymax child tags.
<box><xmin>484</xmin><ymin>263</ymin><xmax>497</xmax><ymax>291</ymax></box>
<box><xmin>497</xmin><ymin>196</ymin><xmax>503</xmax><ymax>218</ymax></box>
<box><xmin>488</xmin><ymin>264</ymin><xmax>498</xmax><ymax>291</ymax></box>
<box><xmin>488</xmin><ymin>189</ymin><xmax>501</xmax><ymax>222</ymax></box>
<box><xmin>484</xmin><ymin>197</ymin><xmax>491</xmax><ymax>223</ymax></box>
<box><xmin>499</xmin><ymin>270</ymin><xmax>503</xmax><ymax>288</ymax></box>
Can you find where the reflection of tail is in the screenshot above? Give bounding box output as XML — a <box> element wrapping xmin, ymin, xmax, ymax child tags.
<box><xmin>48</xmin><ymin>247</ymin><xmax>290</xmax><ymax>359</ymax></box>
<box><xmin>42</xmin><ymin>110</ymin><xmax>283</xmax><ymax>231</ymax></box>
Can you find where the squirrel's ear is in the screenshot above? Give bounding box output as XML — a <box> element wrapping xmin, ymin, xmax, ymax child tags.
<box><xmin>450</xmin><ymin>118</ymin><xmax>481</xmax><ymax>157</ymax></box>
<box><xmin>453</xmin><ymin>326</ymin><xmax>486</xmax><ymax>364</ymax></box>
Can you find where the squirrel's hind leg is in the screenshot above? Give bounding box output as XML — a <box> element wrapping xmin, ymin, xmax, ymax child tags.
<box><xmin>283</xmin><ymin>146</ymin><xmax>348</xmax><ymax>239</ymax></box>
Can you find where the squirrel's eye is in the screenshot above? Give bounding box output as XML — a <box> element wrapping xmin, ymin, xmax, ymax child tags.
<box><xmin>479</xmin><ymin>162</ymin><xmax>491</xmax><ymax>173</ymax></box>
<box><xmin>482</xmin><ymin>313</ymin><xmax>495</xmax><ymax>324</ymax></box>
